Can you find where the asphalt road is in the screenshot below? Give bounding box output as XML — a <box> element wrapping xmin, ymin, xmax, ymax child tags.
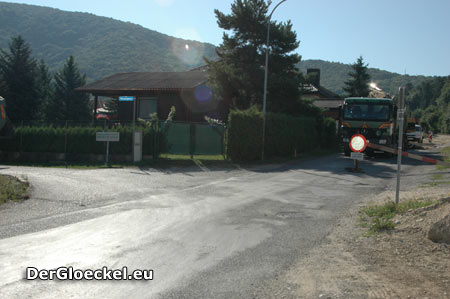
<box><xmin>0</xmin><ymin>152</ymin><xmax>440</xmax><ymax>298</ymax></box>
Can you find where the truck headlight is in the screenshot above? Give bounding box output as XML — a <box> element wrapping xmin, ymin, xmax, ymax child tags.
<box><xmin>379</xmin><ymin>139</ymin><xmax>387</xmax><ymax>144</ymax></box>
<box><xmin>343</xmin><ymin>138</ymin><xmax>349</xmax><ymax>143</ymax></box>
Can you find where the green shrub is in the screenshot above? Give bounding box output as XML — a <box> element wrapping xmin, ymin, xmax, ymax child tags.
<box><xmin>226</xmin><ymin>107</ymin><xmax>337</xmax><ymax>160</ymax></box>
<box><xmin>0</xmin><ymin>125</ymin><xmax>157</xmax><ymax>156</ymax></box>
<box><xmin>360</xmin><ymin>199</ymin><xmax>437</xmax><ymax>234</ymax></box>
<box><xmin>227</xmin><ymin>107</ymin><xmax>263</xmax><ymax>160</ymax></box>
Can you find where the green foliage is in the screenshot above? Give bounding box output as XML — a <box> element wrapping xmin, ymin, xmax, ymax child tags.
<box><xmin>227</xmin><ymin>107</ymin><xmax>263</xmax><ymax>160</ymax></box>
<box><xmin>0</xmin><ymin>2</ymin><xmax>217</xmax><ymax>82</ymax></box>
<box><xmin>360</xmin><ymin>199</ymin><xmax>436</xmax><ymax>234</ymax></box>
<box><xmin>405</xmin><ymin>76</ymin><xmax>450</xmax><ymax>133</ymax></box>
<box><xmin>343</xmin><ymin>56</ymin><xmax>371</xmax><ymax>97</ymax></box>
<box><xmin>0</xmin><ymin>125</ymin><xmax>158</xmax><ymax>156</ymax></box>
<box><xmin>0</xmin><ymin>174</ymin><xmax>29</xmax><ymax>204</ymax></box>
<box><xmin>48</xmin><ymin>56</ymin><xmax>91</xmax><ymax>122</ymax></box>
<box><xmin>0</xmin><ymin>35</ymin><xmax>40</xmax><ymax>121</ymax></box>
<box><xmin>369</xmin><ymin>217</ymin><xmax>396</xmax><ymax>233</ymax></box>
<box><xmin>165</xmin><ymin>106</ymin><xmax>176</xmax><ymax>122</ymax></box>
<box><xmin>35</xmin><ymin>59</ymin><xmax>52</xmax><ymax>121</ymax></box>
<box><xmin>226</xmin><ymin>107</ymin><xmax>337</xmax><ymax>160</ymax></box>
<box><xmin>297</xmin><ymin>60</ymin><xmax>430</xmax><ymax>96</ymax></box>
<box><xmin>207</xmin><ymin>0</ymin><xmax>303</xmax><ymax>115</ymax></box>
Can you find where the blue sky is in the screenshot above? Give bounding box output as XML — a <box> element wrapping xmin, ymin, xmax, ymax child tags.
<box><xmin>3</xmin><ymin>0</ymin><xmax>450</xmax><ymax>76</ymax></box>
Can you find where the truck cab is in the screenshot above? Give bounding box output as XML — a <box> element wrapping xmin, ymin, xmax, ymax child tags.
<box><xmin>341</xmin><ymin>97</ymin><xmax>397</xmax><ymax>156</ymax></box>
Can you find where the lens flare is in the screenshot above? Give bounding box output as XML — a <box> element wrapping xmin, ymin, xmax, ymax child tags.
<box><xmin>194</xmin><ymin>85</ymin><xmax>213</xmax><ymax>103</ymax></box>
<box><xmin>171</xmin><ymin>28</ymin><xmax>204</xmax><ymax>66</ymax></box>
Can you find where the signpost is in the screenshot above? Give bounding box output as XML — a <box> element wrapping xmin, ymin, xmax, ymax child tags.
<box><xmin>395</xmin><ymin>87</ymin><xmax>406</xmax><ymax>204</ymax></box>
<box><xmin>119</xmin><ymin>96</ymin><xmax>136</xmax><ymax>162</ymax></box>
<box><xmin>96</xmin><ymin>132</ymin><xmax>120</xmax><ymax>164</ymax></box>
<box><xmin>347</xmin><ymin>134</ymin><xmax>367</xmax><ymax>172</ymax></box>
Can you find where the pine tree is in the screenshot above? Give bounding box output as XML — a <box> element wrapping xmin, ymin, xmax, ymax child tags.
<box><xmin>35</xmin><ymin>60</ymin><xmax>52</xmax><ymax>121</ymax></box>
<box><xmin>207</xmin><ymin>0</ymin><xmax>303</xmax><ymax>115</ymax></box>
<box><xmin>343</xmin><ymin>56</ymin><xmax>371</xmax><ymax>97</ymax></box>
<box><xmin>49</xmin><ymin>56</ymin><xmax>90</xmax><ymax>123</ymax></box>
<box><xmin>0</xmin><ymin>35</ymin><xmax>39</xmax><ymax>122</ymax></box>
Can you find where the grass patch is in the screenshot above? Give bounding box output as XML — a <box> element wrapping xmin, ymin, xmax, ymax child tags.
<box><xmin>432</xmin><ymin>173</ymin><xmax>443</xmax><ymax>180</ymax></box>
<box><xmin>0</xmin><ymin>174</ymin><xmax>29</xmax><ymax>205</ymax></box>
<box><xmin>437</xmin><ymin>146</ymin><xmax>450</xmax><ymax>170</ymax></box>
<box><xmin>359</xmin><ymin>199</ymin><xmax>437</xmax><ymax>234</ymax></box>
<box><xmin>421</xmin><ymin>181</ymin><xmax>450</xmax><ymax>187</ymax></box>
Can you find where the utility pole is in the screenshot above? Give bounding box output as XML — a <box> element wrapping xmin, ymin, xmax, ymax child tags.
<box><xmin>395</xmin><ymin>87</ymin><xmax>406</xmax><ymax>204</ymax></box>
<box><xmin>262</xmin><ymin>0</ymin><xmax>288</xmax><ymax>160</ymax></box>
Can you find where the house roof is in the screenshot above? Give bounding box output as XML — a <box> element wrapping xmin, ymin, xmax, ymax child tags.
<box><xmin>313</xmin><ymin>99</ymin><xmax>344</xmax><ymax>109</ymax></box>
<box><xmin>76</xmin><ymin>71</ymin><xmax>208</xmax><ymax>93</ymax></box>
<box><xmin>301</xmin><ymin>83</ymin><xmax>341</xmax><ymax>99</ymax></box>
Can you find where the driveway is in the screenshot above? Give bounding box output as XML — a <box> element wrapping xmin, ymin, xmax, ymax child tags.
<box><xmin>0</xmin><ymin>153</ymin><xmax>438</xmax><ymax>298</ymax></box>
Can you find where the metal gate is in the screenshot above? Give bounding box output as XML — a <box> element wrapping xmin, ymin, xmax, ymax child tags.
<box><xmin>159</xmin><ymin>121</ymin><xmax>225</xmax><ymax>156</ymax></box>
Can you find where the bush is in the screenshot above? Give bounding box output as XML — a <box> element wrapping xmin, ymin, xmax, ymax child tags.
<box><xmin>0</xmin><ymin>125</ymin><xmax>157</xmax><ymax>155</ymax></box>
<box><xmin>227</xmin><ymin>107</ymin><xmax>337</xmax><ymax>160</ymax></box>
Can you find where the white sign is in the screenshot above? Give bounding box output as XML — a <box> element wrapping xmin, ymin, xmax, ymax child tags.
<box><xmin>96</xmin><ymin>132</ymin><xmax>120</xmax><ymax>142</ymax></box>
<box><xmin>350</xmin><ymin>152</ymin><xmax>364</xmax><ymax>161</ymax></box>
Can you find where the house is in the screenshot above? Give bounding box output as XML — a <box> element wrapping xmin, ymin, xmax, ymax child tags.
<box><xmin>76</xmin><ymin>70</ymin><xmax>227</xmax><ymax>123</ymax></box>
<box><xmin>301</xmin><ymin>68</ymin><xmax>343</xmax><ymax>120</ymax></box>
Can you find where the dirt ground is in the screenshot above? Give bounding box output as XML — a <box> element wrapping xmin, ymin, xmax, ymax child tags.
<box><xmin>258</xmin><ymin>135</ymin><xmax>450</xmax><ymax>299</ymax></box>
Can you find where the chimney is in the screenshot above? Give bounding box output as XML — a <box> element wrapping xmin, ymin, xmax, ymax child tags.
<box><xmin>307</xmin><ymin>68</ymin><xmax>321</xmax><ymax>87</ymax></box>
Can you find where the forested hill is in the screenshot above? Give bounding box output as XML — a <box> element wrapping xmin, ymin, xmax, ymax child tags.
<box><xmin>0</xmin><ymin>2</ymin><xmax>433</xmax><ymax>93</ymax></box>
<box><xmin>0</xmin><ymin>2</ymin><xmax>217</xmax><ymax>81</ymax></box>
<box><xmin>298</xmin><ymin>60</ymin><xmax>432</xmax><ymax>96</ymax></box>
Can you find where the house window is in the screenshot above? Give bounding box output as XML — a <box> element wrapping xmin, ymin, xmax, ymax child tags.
<box><xmin>139</xmin><ymin>97</ymin><xmax>157</xmax><ymax>119</ymax></box>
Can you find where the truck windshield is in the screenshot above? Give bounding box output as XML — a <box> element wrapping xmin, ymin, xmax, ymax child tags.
<box><xmin>343</xmin><ymin>103</ymin><xmax>390</xmax><ymax>121</ymax></box>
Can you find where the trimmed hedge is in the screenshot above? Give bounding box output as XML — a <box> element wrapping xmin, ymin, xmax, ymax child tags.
<box><xmin>0</xmin><ymin>125</ymin><xmax>157</xmax><ymax>155</ymax></box>
<box><xmin>227</xmin><ymin>107</ymin><xmax>338</xmax><ymax>161</ymax></box>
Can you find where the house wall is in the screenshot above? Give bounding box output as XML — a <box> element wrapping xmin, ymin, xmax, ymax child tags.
<box><xmin>108</xmin><ymin>90</ymin><xmax>226</xmax><ymax>123</ymax></box>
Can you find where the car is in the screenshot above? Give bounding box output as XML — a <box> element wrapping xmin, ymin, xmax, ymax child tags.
<box><xmin>407</xmin><ymin>124</ymin><xmax>424</xmax><ymax>143</ymax></box>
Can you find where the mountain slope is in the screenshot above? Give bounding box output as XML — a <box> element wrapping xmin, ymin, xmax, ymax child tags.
<box><xmin>0</xmin><ymin>2</ymin><xmax>217</xmax><ymax>81</ymax></box>
<box><xmin>298</xmin><ymin>60</ymin><xmax>431</xmax><ymax>96</ymax></box>
<box><xmin>0</xmin><ymin>2</ymin><xmax>434</xmax><ymax>94</ymax></box>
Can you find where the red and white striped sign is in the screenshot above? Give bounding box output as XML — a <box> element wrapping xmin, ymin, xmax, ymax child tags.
<box><xmin>366</xmin><ymin>142</ymin><xmax>450</xmax><ymax>166</ymax></box>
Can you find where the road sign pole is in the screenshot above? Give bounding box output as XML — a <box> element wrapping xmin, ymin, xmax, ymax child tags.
<box><xmin>132</xmin><ymin>97</ymin><xmax>136</xmax><ymax>163</ymax></box>
<box><xmin>106</xmin><ymin>141</ymin><xmax>110</xmax><ymax>165</ymax></box>
<box><xmin>395</xmin><ymin>87</ymin><xmax>406</xmax><ymax>204</ymax></box>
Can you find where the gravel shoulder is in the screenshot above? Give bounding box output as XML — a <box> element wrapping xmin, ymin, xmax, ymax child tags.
<box><xmin>258</xmin><ymin>187</ymin><xmax>449</xmax><ymax>299</ymax></box>
<box><xmin>258</xmin><ymin>135</ymin><xmax>450</xmax><ymax>299</ymax></box>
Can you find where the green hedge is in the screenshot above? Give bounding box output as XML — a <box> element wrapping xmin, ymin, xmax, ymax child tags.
<box><xmin>227</xmin><ymin>107</ymin><xmax>338</xmax><ymax>161</ymax></box>
<box><xmin>0</xmin><ymin>125</ymin><xmax>157</xmax><ymax>155</ymax></box>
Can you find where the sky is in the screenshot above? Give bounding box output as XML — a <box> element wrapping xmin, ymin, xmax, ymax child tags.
<box><xmin>3</xmin><ymin>0</ymin><xmax>450</xmax><ymax>76</ymax></box>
